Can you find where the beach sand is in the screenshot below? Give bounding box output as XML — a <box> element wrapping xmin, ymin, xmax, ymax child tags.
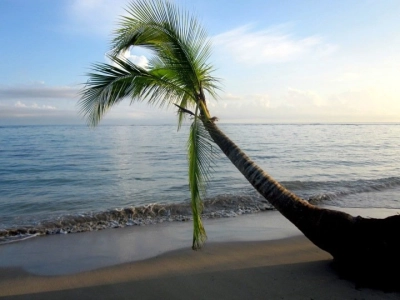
<box><xmin>0</xmin><ymin>209</ymin><xmax>399</xmax><ymax>299</ymax></box>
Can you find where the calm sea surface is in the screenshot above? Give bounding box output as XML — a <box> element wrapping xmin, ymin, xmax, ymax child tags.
<box><xmin>1</xmin><ymin>124</ymin><xmax>400</xmax><ymax>242</ymax></box>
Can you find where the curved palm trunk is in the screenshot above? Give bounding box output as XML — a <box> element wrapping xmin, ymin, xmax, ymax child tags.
<box><xmin>204</xmin><ymin>120</ymin><xmax>400</xmax><ymax>290</ymax></box>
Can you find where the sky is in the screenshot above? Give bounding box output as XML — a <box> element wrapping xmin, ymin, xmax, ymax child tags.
<box><xmin>1</xmin><ymin>0</ymin><xmax>399</xmax><ymax>125</ymax></box>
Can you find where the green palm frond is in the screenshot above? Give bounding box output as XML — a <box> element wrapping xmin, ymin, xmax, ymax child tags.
<box><xmin>79</xmin><ymin>0</ymin><xmax>220</xmax><ymax>249</ymax></box>
<box><xmin>188</xmin><ymin>117</ymin><xmax>218</xmax><ymax>249</ymax></box>
<box><xmin>79</xmin><ymin>55</ymin><xmax>193</xmax><ymax>126</ymax></box>
<box><xmin>112</xmin><ymin>0</ymin><xmax>219</xmax><ymax>108</ymax></box>
<box><xmin>80</xmin><ymin>0</ymin><xmax>220</xmax><ymax>127</ymax></box>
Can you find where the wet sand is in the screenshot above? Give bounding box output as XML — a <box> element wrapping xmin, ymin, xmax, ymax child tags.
<box><xmin>0</xmin><ymin>209</ymin><xmax>399</xmax><ymax>299</ymax></box>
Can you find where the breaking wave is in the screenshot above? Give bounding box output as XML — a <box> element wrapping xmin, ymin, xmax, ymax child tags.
<box><xmin>2</xmin><ymin>176</ymin><xmax>399</xmax><ymax>245</ymax></box>
<box><xmin>0</xmin><ymin>193</ymin><xmax>273</xmax><ymax>244</ymax></box>
<box><xmin>304</xmin><ymin>177</ymin><xmax>400</xmax><ymax>204</ymax></box>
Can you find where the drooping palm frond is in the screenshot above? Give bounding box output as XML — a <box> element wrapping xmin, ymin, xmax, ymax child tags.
<box><xmin>188</xmin><ymin>117</ymin><xmax>218</xmax><ymax>249</ymax></box>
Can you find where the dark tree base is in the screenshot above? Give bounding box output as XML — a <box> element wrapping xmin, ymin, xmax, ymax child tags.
<box><xmin>326</xmin><ymin>214</ymin><xmax>400</xmax><ymax>293</ymax></box>
<box><xmin>330</xmin><ymin>259</ymin><xmax>400</xmax><ymax>293</ymax></box>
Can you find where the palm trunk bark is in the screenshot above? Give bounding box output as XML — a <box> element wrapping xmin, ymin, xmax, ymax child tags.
<box><xmin>203</xmin><ymin>120</ymin><xmax>400</xmax><ymax>291</ymax></box>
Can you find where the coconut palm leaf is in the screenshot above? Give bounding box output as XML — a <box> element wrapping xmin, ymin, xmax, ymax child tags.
<box><xmin>79</xmin><ymin>0</ymin><xmax>219</xmax><ymax>248</ymax></box>
<box><xmin>188</xmin><ymin>117</ymin><xmax>218</xmax><ymax>249</ymax></box>
<box><xmin>80</xmin><ymin>55</ymin><xmax>193</xmax><ymax>126</ymax></box>
<box><xmin>111</xmin><ymin>0</ymin><xmax>219</xmax><ymax>110</ymax></box>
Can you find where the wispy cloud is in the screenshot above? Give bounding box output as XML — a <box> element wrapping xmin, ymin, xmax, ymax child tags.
<box><xmin>284</xmin><ymin>88</ymin><xmax>326</xmax><ymax>107</ymax></box>
<box><xmin>0</xmin><ymin>85</ymin><xmax>79</xmax><ymax>124</ymax></box>
<box><xmin>64</xmin><ymin>0</ymin><xmax>128</xmax><ymax>36</ymax></box>
<box><xmin>0</xmin><ymin>85</ymin><xmax>79</xmax><ymax>100</ymax></box>
<box><xmin>0</xmin><ymin>105</ymin><xmax>81</xmax><ymax>125</ymax></box>
<box><xmin>213</xmin><ymin>25</ymin><xmax>337</xmax><ymax>64</ymax></box>
<box><xmin>208</xmin><ymin>87</ymin><xmax>400</xmax><ymax>123</ymax></box>
<box><xmin>210</xmin><ymin>92</ymin><xmax>271</xmax><ymax>119</ymax></box>
<box><xmin>14</xmin><ymin>101</ymin><xmax>56</xmax><ymax>110</ymax></box>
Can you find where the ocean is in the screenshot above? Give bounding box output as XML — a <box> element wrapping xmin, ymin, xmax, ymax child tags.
<box><xmin>1</xmin><ymin>123</ymin><xmax>399</xmax><ymax>244</ymax></box>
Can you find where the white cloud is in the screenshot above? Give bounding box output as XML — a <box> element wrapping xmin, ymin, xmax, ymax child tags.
<box><xmin>14</xmin><ymin>101</ymin><xmax>27</xmax><ymax>108</ymax></box>
<box><xmin>128</xmin><ymin>55</ymin><xmax>149</xmax><ymax>68</ymax></box>
<box><xmin>107</xmin><ymin>49</ymin><xmax>150</xmax><ymax>69</ymax></box>
<box><xmin>213</xmin><ymin>25</ymin><xmax>337</xmax><ymax>65</ymax></box>
<box><xmin>14</xmin><ymin>101</ymin><xmax>56</xmax><ymax>110</ymax></box>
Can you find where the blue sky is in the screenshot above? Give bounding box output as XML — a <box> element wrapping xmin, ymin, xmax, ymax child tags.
<box><xmin>1</xmin><ymin>0</ymin><xmax>399</xmax><ymax>125</ymax></box>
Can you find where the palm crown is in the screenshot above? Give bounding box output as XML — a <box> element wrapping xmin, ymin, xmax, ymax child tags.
<box><xmin>79</xmin><ymin>0</ymin><xmax>220</xmax><ymax>249</ymax></box>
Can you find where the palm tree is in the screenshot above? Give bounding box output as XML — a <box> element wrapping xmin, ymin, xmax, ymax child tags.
<box><xmin>80</xmin><ymin>0</ymin><xmax>218</xmax><ymax>250</ymax></box>
<box><xmin>80</xmin><ymin>0</ymin><xmax>400</xmax><ymax>290</ymax></box>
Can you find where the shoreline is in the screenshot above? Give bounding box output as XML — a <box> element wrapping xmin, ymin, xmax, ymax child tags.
<box><xmin>0</xmin><ymin>208</ymin><xmax>399</xmax><ymax>299</ymax></box>
<box><xmin>1</xmin><ymin>237</ymin><xmax>398</xmax><ymax>299</ymax></box>
<box><xmin>1</xmin><ymin>207</ymin><xmax>398</xmax><ymax>276</ymax></box>
<box><xmin>0</xmin><ymin>211</ymin><xmax>303</xmax><ymax>276</ymax></box>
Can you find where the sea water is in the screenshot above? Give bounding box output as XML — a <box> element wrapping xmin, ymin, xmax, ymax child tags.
<box><xmin>1</xmin><ymin>123</ymin><xmax>399</xmax><ymax>243</ymax></box>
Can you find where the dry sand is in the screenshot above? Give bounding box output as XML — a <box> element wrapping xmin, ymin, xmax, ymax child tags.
<box><xmin>0</xmin><ymin>209</ymin><xmax>399</xmax><ymax>299</ymax></box>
